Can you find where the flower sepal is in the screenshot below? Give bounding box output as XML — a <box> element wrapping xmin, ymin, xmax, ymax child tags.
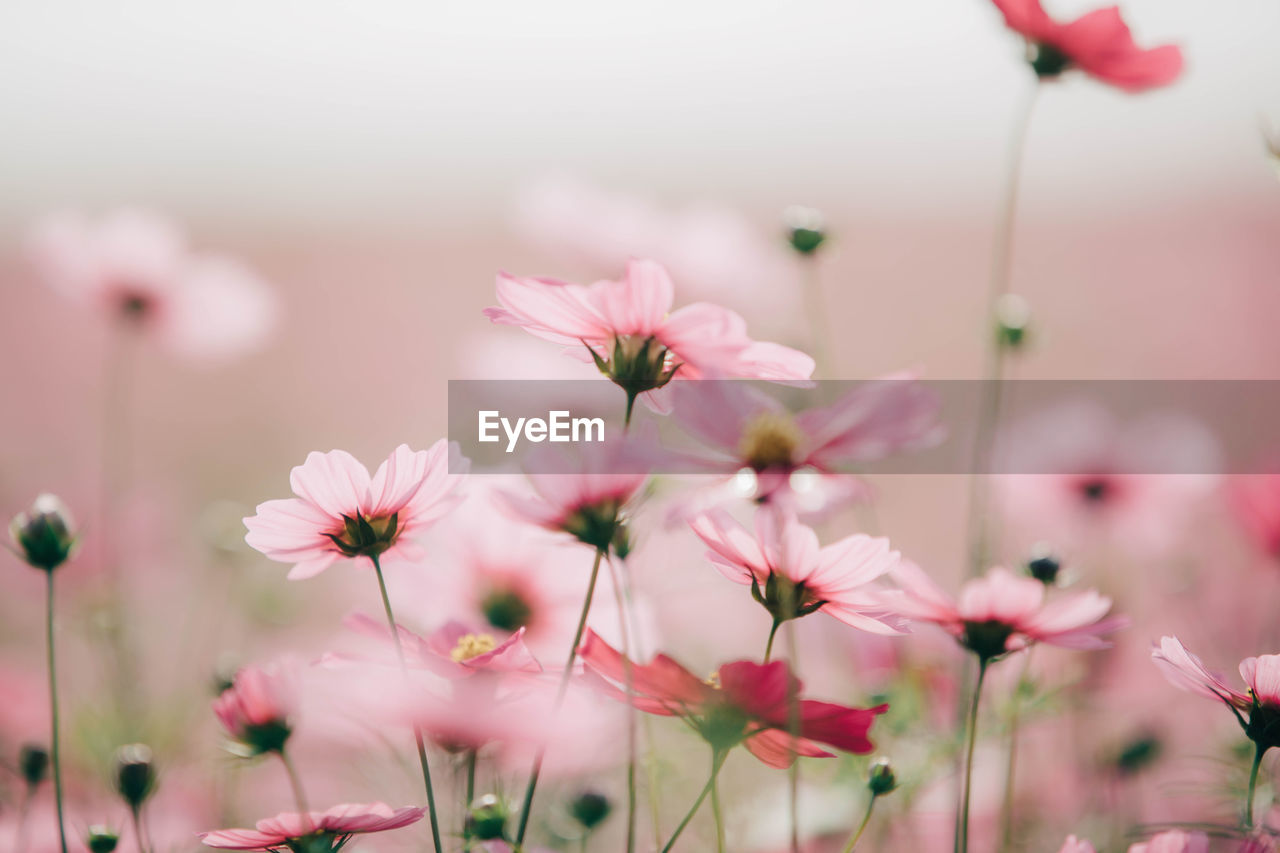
<box><xmin>324</xmin><ymin>511</ymin><xmax>399</xmax><ymax>559</ymax></box>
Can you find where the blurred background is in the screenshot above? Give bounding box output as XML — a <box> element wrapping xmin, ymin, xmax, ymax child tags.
<box><xmin>2</xmin><ymin>0</ymin><xmax>1280</xmax><ymax>850</ymax></box>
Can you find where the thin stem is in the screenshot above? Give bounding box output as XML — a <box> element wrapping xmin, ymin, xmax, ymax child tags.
<box><xmin>964</xmin><ymin>82</ymin><xmax>1040</xmax><ymax>579</ymax></box>
<box><xmin>661</xmin><ymin>750</ymin><xmax>726</xmax><ymax>853</ymax></box>
<box><xmin>515</xmin><ymin>547</ymin><xmax>607</xmax><ymax>845</ymax></box>
<box><xmin>465</xmin><ymin>749</ymin><xmax>477</xmax><ymax>807</ymax></box>
<box><xmin>840</xmin><ymin>795</ymin><xmax>878</xmax><ymax>853</ymax></box>
<box><xmin>957</xmin><ymin>658</ymin><xmax>990</xmax><ymax>853</ymax></box>
<box><xmin>764</xmin><ymin>619</ymin><xmax>781</xmax><ymax>664</ymax></box>
<box><xmin>130</xmin><ymin>805</ymin><xmax>152</xmax><ymax>853</ymax></box>
<box><xmin>371</xmin><ymin>556</ymin><xmax>444</xmax><ymax>853</ymax></box>
<box><xmin>800</xmin><ymin>256</ymin><xmax>829</xmax><ymax>377</ymax></box>
<box><xmin>606</xmin><ymin>557</ymin><xmax>638</xmax><ymax>853</ymax></box>
<box><xmin>45</xmin><ymin>572</ymin><xmax>68</xmax><ymax>853</ymax></box>
<box><xmin>998</xmin><ymin>652</ymin><xmax>1034</xmax><ymax>851</ymax></box>
<box><xmin>1246</xmin><ymin>742</ymin><xmax>1266</xmax><ymax>828</ymax></box>
<box><xmin>711</xmin><ymin>764</ymin><xmax>726</xmax><ymax>853</ymax></box>
<box><xmin>624</xmin><ymin>391</ymin><xmax>638</xmax><ymax>430</ymax></box>
<box><xmin>279</xmin><ymin>750</ymin><xmax>311</xmax><ymax>820</ymax></box>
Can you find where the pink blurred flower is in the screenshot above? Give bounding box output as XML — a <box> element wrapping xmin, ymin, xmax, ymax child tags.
<box><xmin>483</xmin><ymin>258</ymin><xmax>814</xmax><ymax>408</ymax></box>
<box><xmin>214</xmin><ymin>660</ymin><xmax>300</xmax><ymax>755</ymax></box>
<box><xmin>200</xmin><ymin>802</ymin><xmax>424</xmax><ymax>849</ymax></box>
<box><xmin>885</xmin><ymin>563</ymin><xmax>1125</xmax><ymax>658</ymax></box>
<box><xmin>340</xmin><ymin>613</ymin><xmax>542</xmax><ymax>678</ymax></box>
<box><xmin>689</xmin><ymin>507</ymin><xmax>905</xmax><ymax>634</ymax></box>
<box><xmin>990</xmin><ymin>0</ymin><xmax>1183</xmax><ymax>92</ymax></box>
<box><xmin>1229</xmin><ymin>474</ymin><xmax>1280</xmax><ymax>559</ymax></box>
<box><xmin>1059</xmin><ymin>836</ymin><xmax>1097</xmax><ymax>853</ymax></box>
<box><xmin>28</xmin><ymin>208</ymin><xmax>278</xmax><ymax>362</ymax></box>
<box><xmin>669</xmin><ymin>377</ymin><xmax>941</xmax><ymax>507</ymax></box>
<box><xmin>996</xmin><ymin>403</ymin><xmax>1219</xmax><ymax>557</ymax></box>
<box><xmin>243</xmin><ymin>442</ymin><xmax>468</xmax><ymax>579</ymax></box>
<box><xmin>579</xmin><ymin>629</ymin><xmax>887</xmax><ymax>768</ymax></box>
<box><xmin>1126</xmin><ymin>829</ymin><xmax>1209</xmax><ymax>853</ymax></box>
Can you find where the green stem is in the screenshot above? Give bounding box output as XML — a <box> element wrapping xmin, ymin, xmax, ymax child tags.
<box><xmin>1246</xmin><ymin>742</ymin><xmax>1266</xmax><ymax>828</ymax></box>
<box><xmin>515</xmin><ymin>547</ymin><xmax>606</xmax><ymax>846</ymax></box>
<box><xmin>800</xmin><ymin>255</ymin><xmax>829</xmax><ymax>378</ymax></box>
<box><xmin>465</xmin><ymin>749</ymin><xmax>477</xmax><ymax>807</ymax></box>
<box><xmin>964</xmin><ymin>82</ymin><xmax>1039</xmax><ymax>579</ymax></box>
<box><xmin>840</xmin><ymin>795</ymin><xmax>878</xmax><ymax>853</ymax></box>
<box><xmin>624</xmin><ymin>391</ymin><xmax>638</xmax><ymax>431</ymax></box>
<box><xmin>45</xmin><ymin>572</ymin><xmax>68</xmax><ymax>853</ymax></box>
<box><xmin>280</xmin><ymin>750</ymin><xmax>311</xmax><ymax>821</ymax></box>
<box><xmin>764</xmin><ymin>619</ymin><xmax>781</xmax><ymax>664</ymax></box>
<box><xmin>711</xmin><ymin>763</ymin><xmax>726</xmax><ymax>853</ymax></box>
<box><xmin>661</xmin><ymin>750</ymin><xmax>726</xmax><ymax>853</ymax></box>
<box><xmin>957</xmin><ymin>658</ymin><xmax>989</xmax><ymax>853</ymax></box>
<box><xmin>606</xmin><ymin>557</ymin><xmax>638</xmax><ymax>853</ymax></box>
<box><xmin>372</xmin><ymin>556</ymin><xmax>444</xmax><ymax>853</ymax></box>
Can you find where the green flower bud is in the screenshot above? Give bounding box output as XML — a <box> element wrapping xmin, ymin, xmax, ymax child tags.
<box><xmin>867</xmin><ymin>757</ymin><xmax>897</xmax><ymax>797</ymax></box>
<box><xmin>86</xmin><ymin>826</ymin><xmax>120</xmax><ymax>853</ymax></box>
<box><xmin>994</xmin><ymin>294</ymin><xmax>1031</xmax><ymax>350</ymax></box>
<box><xmin>1025</xmin><ymin>546</ymin><xmax>1061</xmax><ymax>585</ymax></box>
<box><xmin>18</xmin><ymin>743</ymin><xmax>49</xmax><ymax>787</ymax></box>
<box><xmin>568</xmin><ymin>790</ymin><xmax>612</xmax><ymax>830</ymax></box>
<box><xmin>465</xmin><ymin>794</ymin><xmax>509</xmax><ymax>842</ymax></box>
<box><xmin>114</xmin><ymin>744</ymin><xmax>157</xmax><ymax>810</ymax></box>
<box><xmin>783</xmin><ymin>206</ymin><xmax>827</xmax><ymax>256</ymax></box>
<box><xmin>10</xmin><ymin>494</ymin><xmax>76</xmax><ymax>572</ymax></box>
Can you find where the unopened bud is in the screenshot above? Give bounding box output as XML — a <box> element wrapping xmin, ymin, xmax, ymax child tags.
<box><xmin>86</xmin><ymin>826</ymin><xmax>120</xmax><ymax>853</ymax></box>
<box><xmin>10</xmin><ymin>494</ymin><xmax>76</xmax><ymax>572</ymax></box>
<box><xmin>18</xmin><ymin>743</ymin><xmax>49</xmax><ymax>787</ymax></box>
<box><xmin>465</xmin><ymin>794</ymin><xmax>509</xmax><ymax>842</ymax></box>
<box><xmin>867</xmin><ymin>757</ymin><xmax>897</xmax><ymax>797</ymax></box>
<box><xmin>569</xmin><ymin>790</ymin><xmax>612</xmax><ymax>830</ymax></box>
<box><xmin>114</xmin><ymin>744</ymin><xmax>157</xmax><ymax>810</ymax></box>
<box><xmin>1025</xmin><ymin>546</ymin><xmax>1061</xmax><ymax>585</ymax></box>
<box><xmin>994</xmin><ymin>294</ymin><xmax>1031</xmax><ymax>350</ymax></box>
<box><xmin>783</xmin><ymin>206</ymin><xmax>827</xmax><ymax>256</ymax></box>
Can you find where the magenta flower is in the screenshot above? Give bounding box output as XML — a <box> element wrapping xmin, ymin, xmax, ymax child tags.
<box><xmin>28</xmin><ymin>208</ymin><xmax>278</xmax><ymax>362</ymax></box>
<box><xmin>200</xmin><ymin>803</ymin><xmax>424</xmax><ymax>850</ymax></box>
<box><xmin>243</xmin><ymin>442</ymin><xmax>467</xmax><ymax>579</ymax></box>
<box><xmin>669</xmin><ymin>377</ymin><xmax>942</xmax><ymax>506</ymax></box>
<box><xmin>1059</xmin><ymin>837</ymin><xmax>1097</xmax><ymax>853</ymax></box>
<box><xmin>886</xmin><ymin>563</ymin><xmax>1124</xmax><ymax>659</ymax></box>
<box><xmin>1126</xmin><ymin>830</ymin><xmax>1209</xmax><ymax>853</ymax></box>
<box><xmin>689</xmin><ymin>507</ymin><xmax>905</xmax><ymax>635</ymax></box>
<box><xmin>484</xmin><ymin>258</ymin><xmax>814</xmax><ymax>411</ymax></box>
<box><xmin>579</xmin><ymin>629</ymin><xmax>886</xmax><ymax>768</ymax></box>
<box><xmin>213</xmin><ymin>660</ymin><xmax>300</xmax><ymax>756</ymax></box>
<box><xmin>990</xmin><ymin>0</ymin><xmax>1183</xmax><ymax>92</ymax></box>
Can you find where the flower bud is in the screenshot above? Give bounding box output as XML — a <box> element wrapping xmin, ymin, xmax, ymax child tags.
<box><xmin>1028</xmin><ymin>42</ymin><xmax>1072</xmax><ymax>79</ymax></box>
<box><xmin>994</xmin><ymin>294</ymin><xmax>1031</xmax><ymax>350</ymax></box>
<box><xmin>464</xmin><ymin>794</ymin><xmax>509</xmax><ymax>841</ymax></box>
<box><xmin>867</xmin><ymin>757</ymin><xmax>897</xmax><ymax>797</ymax></box>
<box><xmin>1025</xmin><ymin>546</ymin><xmax>1061</xmax><ymax>586</ymax></box>
<box><xmin>86</xmin><ymin>826</ymin><xmax>120</xmax><ymax>853</ymax></box>
<box><xmin>568</xmin><ymin>790</ymin><xmax>612</xmax><ymax>830</ymax></box>
<box><xmin>1114</xmin><ymin>731</ymin><xmax>1162</xmax><ymax>777</ymax></box>
<box><xmin>783</xmin><ymin>206</ymin><xmax>827</xmax><ymax>256</ymax></box>
<box><xmin>9</xmin><ymin>494</ymin><xmax>76</xmax><ymax>572</ymax></box>
<box><xmin>18</xmin><ymin>743</ymin><xmax>49</xmax><ymax>788</ymax></box>
<box><xmin>114</xmin><ymin>744</ymin><xmax>157</xmax><ymax>810</ymax></box>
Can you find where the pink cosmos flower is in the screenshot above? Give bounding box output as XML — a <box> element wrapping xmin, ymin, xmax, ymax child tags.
<box><xmin>885</xmin><ymin>563</ymin><xmax>1124</xmax><ymax>659</ymax></box>
<box><xmin>28</xmin><ymin>208</ymin><xmax>278</xmax><ymax>362</ymax></box>
<box><xmin>243</xmin><ymin>442</ymin><xmax>468</xmax><ymax>579</ymax></box>
<box><xmin>668</xmin><ymin>377</ymin><xmax>942</xmax><ymax>507</ymax></box>
<box><xmin>200</xmin><ymin>803</ymin><xmax>424</xmax><ymax>850</ymax></box>
<box><xmin>1152</xmin><ymin>636</ymin><xmax>1280</xmax><ymax>713</ymax></box>
<box><xmin>483</xmin><ymin>258</ymin><xmax>814</xmax><ymax>408</ymax></box>
<box><xmin>689</xmin><ymin>507</ymin><xmax>905</xmax><ymax>634</ymax></box>
<box><xmin>579</xmin><ymin>629</ymin><xmax>887</xmax><ymax>768</ymax></box>
<box><xmin>339</xmin><ymin>613</ymin><xmax>542</xmax><ymax>679</ymax></box>
<box><xmin>213</xmin><ymin>660</ymin><xmax>300</xmax><ymax>755</ymax></box>
<box><xmin>1059</xmin><ymin>836</ymin><xmax>1097</xmax><ymax>853</ymax></box>
<box><xmin>1126</xmin><ymin>830</ymin><xmax>1209</xmax><ymax>853</ymax></box>
<box><xmin>990</xmin><ymin>0</ymin><xmax>1183</xmax><ymax>92</ymax></box>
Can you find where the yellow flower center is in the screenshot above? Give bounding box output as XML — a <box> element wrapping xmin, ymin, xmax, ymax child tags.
<box><xmin>704</xmin><ymin>671</ymin><xmax>721</xmax><ymax>689</ymax></box>
<box><xmin>738</xmin><ymin>411</ymin><xmax>804</xmax><ymax>471</ymax></box>
<box><xmin>451</xmin><ymin>633</ymin><xmax>498</xmax><ymax>662</ymax></box>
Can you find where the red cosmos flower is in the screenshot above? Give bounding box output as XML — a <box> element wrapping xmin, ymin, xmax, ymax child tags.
<box><xmin>689</xmin><ymin>507</ymin><xmax>906</xmax><ymax>635</ymax></box>
<box><xmin>885</xmin><ymin>563</ymin><xmax>1125</xmax><ymax>660</ymax></box>
<box><xmin>990</xmin><ymin>0</ymin><xmax>1183</xmax><ymax>92</ymax></box>
<box><xmin>578</xmin><ymin>630</ymin><xmax>886</xmax><ymax>767</ymax></box>
<box><xmin>213</xmin><ymin>661</ymin><xmax>300</xmax><ymax>756</ymax></box>
<box><xmin>199</xmin><ymin>803</ymin><xmax>424</xmax><ymax>850</ymax></box>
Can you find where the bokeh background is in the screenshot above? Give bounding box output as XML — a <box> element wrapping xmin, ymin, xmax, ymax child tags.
<box><xmin>3</xmin><ymin>1</ymin><xmax>1280</xmax><ymax>850</ymax></box>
